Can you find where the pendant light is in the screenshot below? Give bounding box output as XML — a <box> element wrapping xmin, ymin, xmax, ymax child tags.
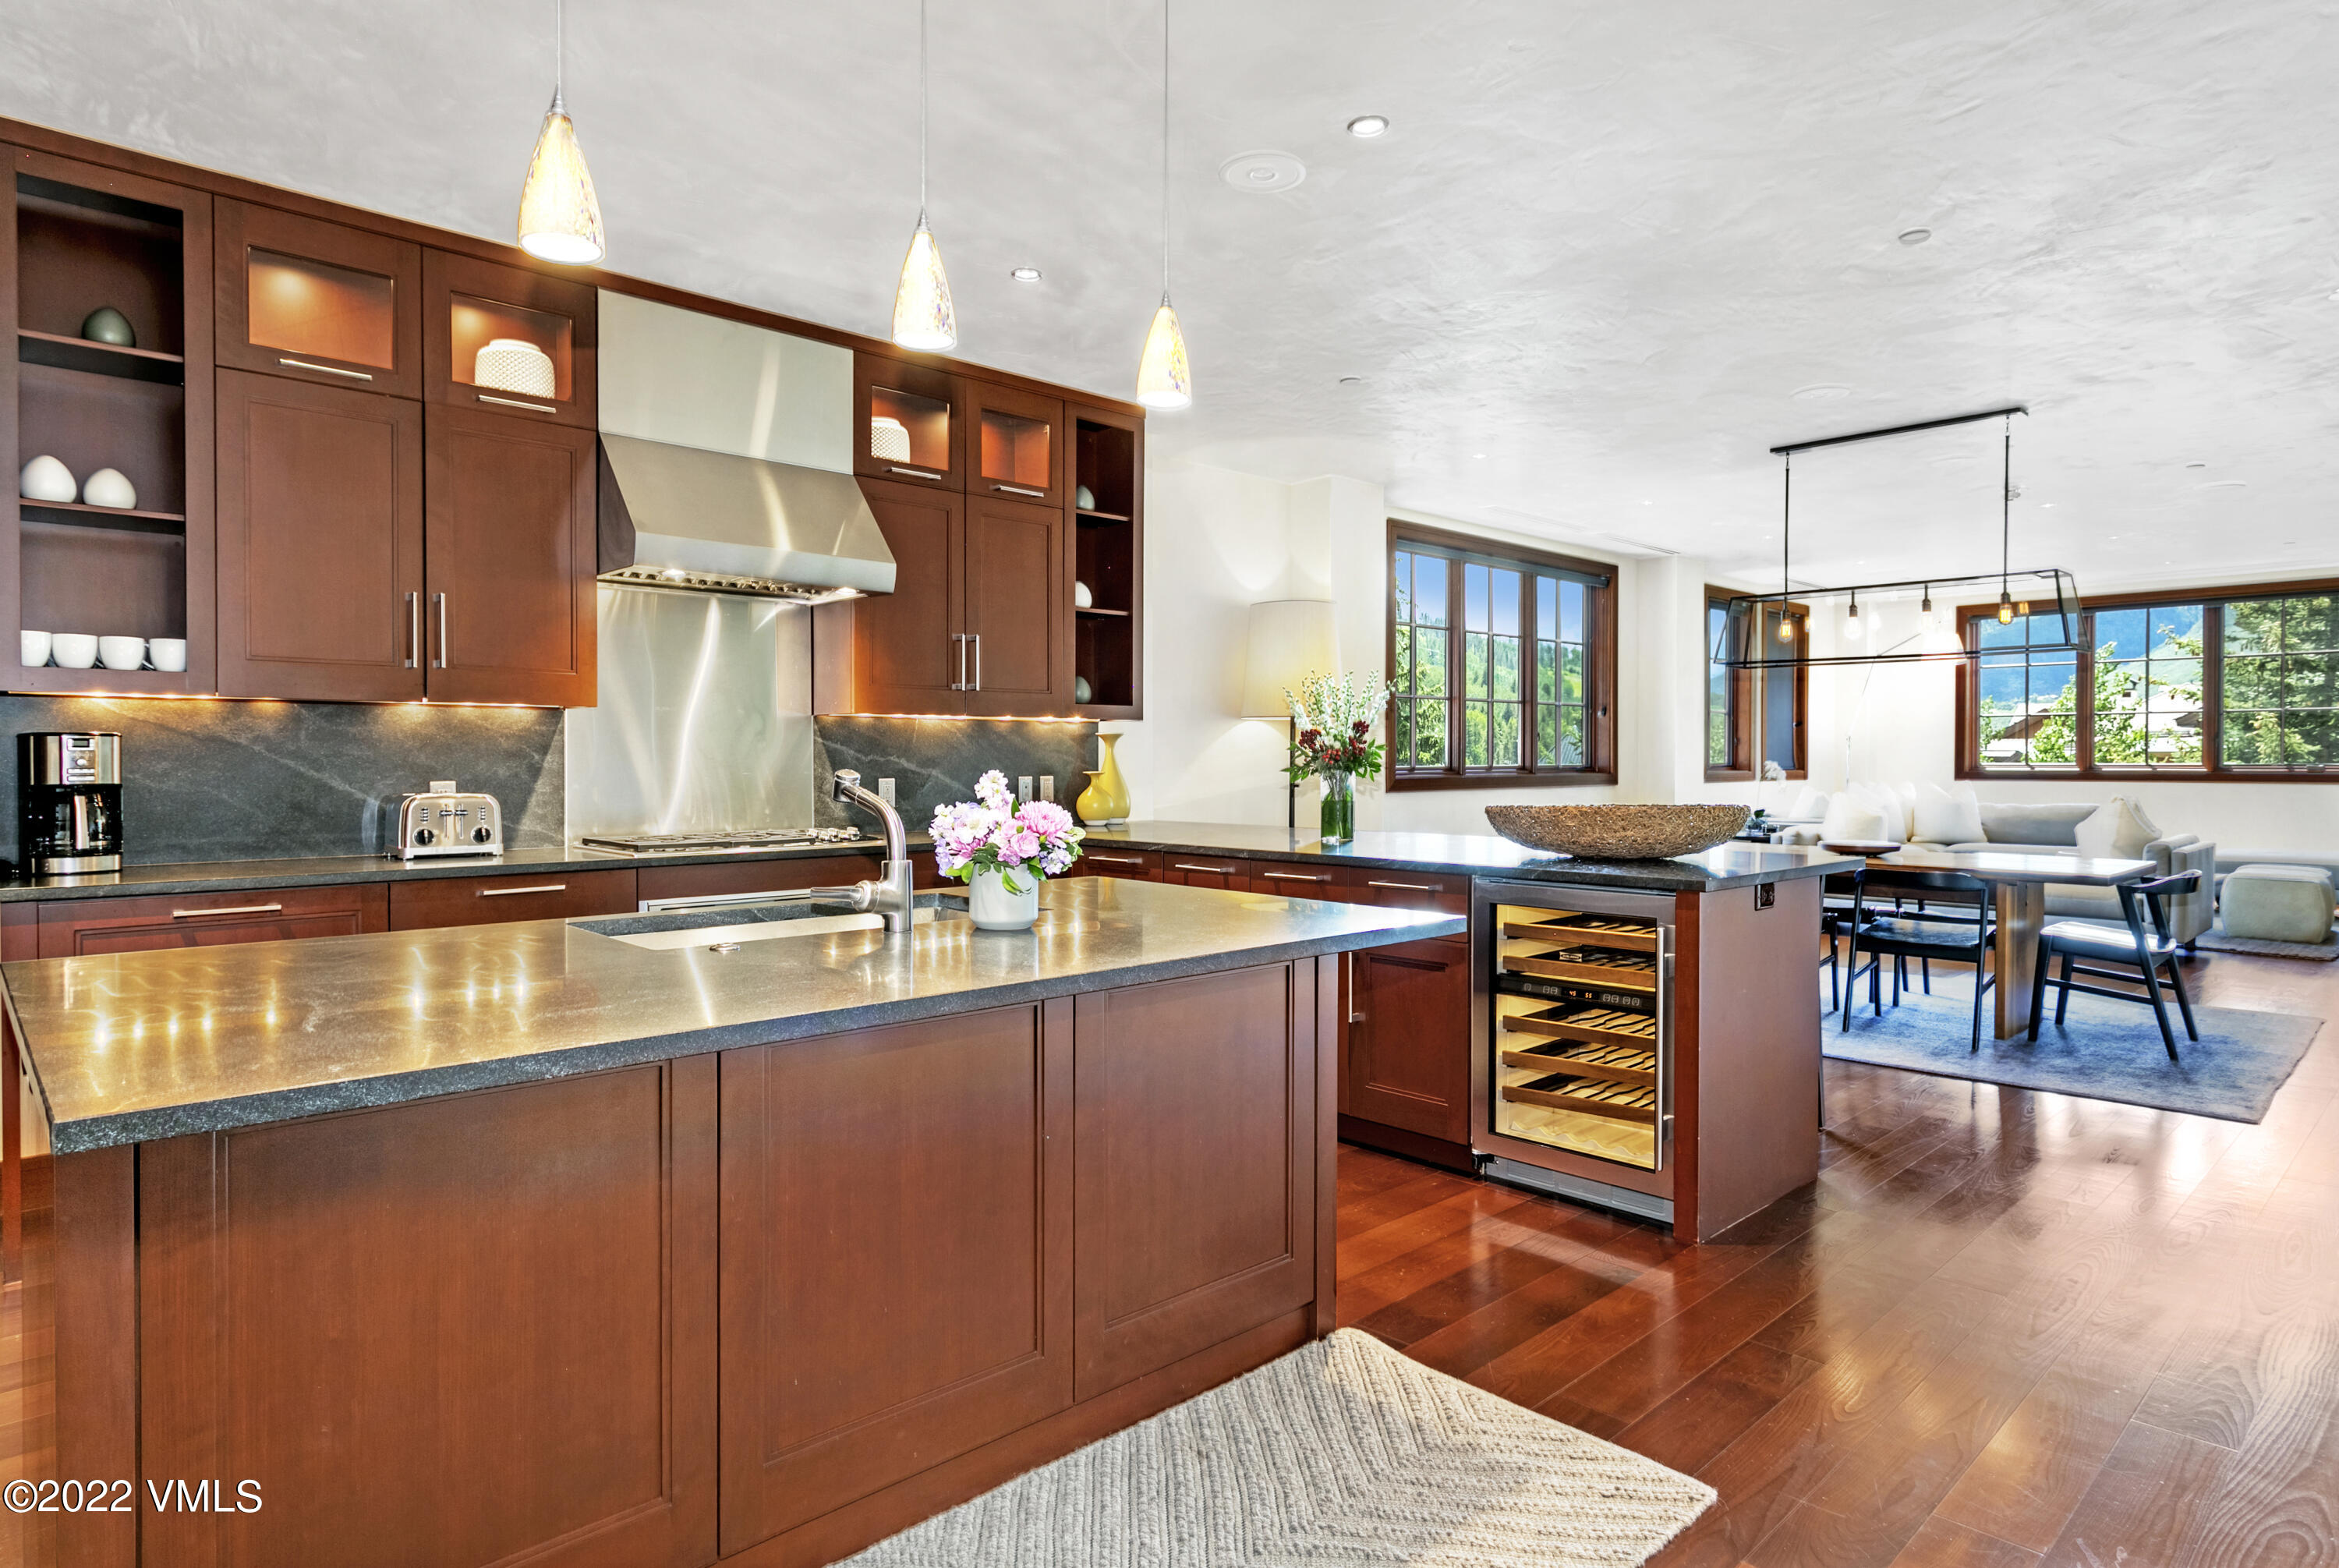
<box><xmin>1996</xmin><ymin>412</ymin><xmax>2017</xmax><ymax>624</ymax></box>
<box><xmin>890</xmin><ymin>0</ymin><xmax>957</xmax><ymax>352</ymax></box>
<box><xmin>1843</xmin><ymin>588</ymin><xmax>1864</xmax><ymax>641</ymax></box>
<box><xmin>1134</xmin><ymin>0</ymin><xmax>1192</xmax><ymax>409</ymax></box>
<box><xmin>515</xmin><ymin>0</ymin><xmax>606</xmax><ymax>265</ymax></box>
<box><xmin>1773</xmin><ymin>455</ymin><xmax>1797</xmax><ymax>642</ymax></box>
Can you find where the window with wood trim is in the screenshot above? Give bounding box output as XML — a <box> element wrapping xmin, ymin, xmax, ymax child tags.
<box><xmin>1387</xmin><ymin>522</ymin><xmax>1614</xmax><ymax>789</ymax></box>
<box><xmin>1958</xmin><ymin>580</ymin><xmax>2339</xmax><ymax>777</ymax></box>
<box><xmin>1705</xmin><ymin>589</ymin><xmax>1809</xmax><ymax>781</ymax></box>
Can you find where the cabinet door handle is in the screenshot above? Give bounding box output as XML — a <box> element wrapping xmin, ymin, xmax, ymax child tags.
<box><xmin>477</xmin><ymin>884</ymin><xmax>568</xmax><ymax>897</ymax></box>
<box><xmin>433</xmin><ymin>593</ymin><xmax>448</xmax><ymax>669</ymax></box>
<box><xmin>477</xmin><ymin>392</ymin><xmax>557</xmax><ymax>412</ymax></box>
<box><xmin>1367</xmin><ymin>880</ymin><xmax>1438</xmax><ymax>892</ymax></box>
<box><xmin>992</xmin><ymin>482</ymin><xmax>1046</xmax><ymax>498</ymax></box>
<box><xmin>278</xmin><ymin>357</ymin><xmax>373</xmax><ymax>380</ymax></box>
<box><xmin>1260</xmin><ymin>870</ymin><xmax>1332</xmax><ymax>883</ymax></box>
<box><xmin>172</xmin><ymin>904</ymin><xmax>284</xmax><ymax>919</ymax></box>
<box><xmin>405</xmin><ymin>591</ymin><xmax>419</xmax><ymax>669</ymax></box>
<box><xmin>950</xmin><ymin>632</ymin><xmax>968</xmax><ymax>691</ymax></box>
<box><xmin>887</xmin><ymin>465</ymin><xmax>942</xmax><ymax>481</ymax></box>
<box><xmin>1347</xmin><ymin>951</ymin><xmax>1365</xmax><ymax>1024</ymax></box>
<box><xmin>971</xmin><ymin>633</ymin><xmax>981</xmax><ymax>691</ymax></box>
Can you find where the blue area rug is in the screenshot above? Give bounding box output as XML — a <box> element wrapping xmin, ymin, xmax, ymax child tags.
<box><xmin>1822</xmin><ymin>976</ymin><xmax>2320</xmax><ymax>1123</ymax></box>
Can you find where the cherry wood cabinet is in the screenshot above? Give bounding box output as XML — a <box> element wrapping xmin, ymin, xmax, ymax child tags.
<box><xmin>968</xmin><ymin>381</ymin><xmax>1063</xmax><ymax>509</ymax></box>
<box><xmin>1072</xmin><ymin>405</ymin><xmax>1144</xmax><ymax>719</ymax></box>
<box><xmin>1072</xmin><ymin>964</ymin><xmax>1318</xmax><ymax>1398</ymax></box>
<box><xmin>1335</xmin><ymin>865</ymin><xmax>1470</xmax><ymax>933</ymax></box>
<box><xmin>814</xmin><ymin>476</ymin><xmax>964</xmax><ymax>714</ymax></box>
<box><xmin>718</xmin><ymin>1001</ymin><xmax>1074</xmax><ymax>1552</ymax></box>
<box><xmin>964</xmin><ymin>491</ymin><xmax>1070</xmax><ymax>715</ymax></box>
<box><xmin>386</xmin><ymin>868</ymin><xmax>635</xmax><ymax>930</ymax></box>
<box><xmin>423</xmin><ymin>402</ymin><xmax>597</xmax><ymax>706</ymax></box>
<box><xmin>214</xmin><ymin>200</ymin><xmax>422</xmax><ymax>398</ymax></box>
<box><xmin>34</xmin><ymin>883</ymin><xmax>387</xmax><ymax>957</ymax></box>
<box><xmin>1340</xmin><ymin>936</ymin><xmax>1474</xmax><ymax>1145</ymax></box>
<box><xmin>853</xmin><ymin>353</ymin><xmax>963</xmax><ymax>490</ymax></box>
<box><xmin>214</xmin><ymin>367</ymin><xmax>425</xmax><ymax>700</ymax></box>
<box><xmin>423</xmin><ymin>248</ymin><xmax>596</xmax><ymax>429</ymax></box>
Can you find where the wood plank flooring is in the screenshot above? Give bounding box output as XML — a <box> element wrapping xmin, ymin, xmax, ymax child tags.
<box><xmin>0</xmin><ymin>949</ymin><xmax>2328</xmax><ymax>1567</ymax></box>
<box><xmin>1340</xmin><ymin>947</ymin><xmax>2339</xmax><ymax>1568</ymax></box>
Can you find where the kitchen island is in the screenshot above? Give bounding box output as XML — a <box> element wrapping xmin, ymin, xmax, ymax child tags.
<box><xmin>5</xmin><ymin>878</ymin><xmax>1458</xmax><ymax>1568</ymax></box>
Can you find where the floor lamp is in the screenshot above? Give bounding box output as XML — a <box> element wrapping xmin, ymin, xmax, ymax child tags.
<box><xmin>1241</xmin><ymin>600</ymin><xmax>1339</xmax><ymax>836</ymax></box>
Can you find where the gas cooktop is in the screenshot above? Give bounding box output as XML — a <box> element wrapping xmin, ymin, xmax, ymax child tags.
<box><xmin>578</xmin><ymin>827</ymin><xmax>870</xmax><ymax>855</ymax></box>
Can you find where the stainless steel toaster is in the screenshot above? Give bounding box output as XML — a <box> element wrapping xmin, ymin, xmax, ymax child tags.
<box><xmin>391</xmin><ymin>780</ymin><xmax>504</xmax><ymax>861</ymax></box>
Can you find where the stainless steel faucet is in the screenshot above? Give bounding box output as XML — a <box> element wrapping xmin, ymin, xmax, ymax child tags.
<box><xmin>809</xmin><ymin>770</ymin><xmax>918</xmax><ymax>933</ymax></box>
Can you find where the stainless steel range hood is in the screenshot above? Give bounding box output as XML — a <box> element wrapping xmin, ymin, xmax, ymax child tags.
<box><xmin>597</xmin><ymin>435</ymin><xmax>894</xmax><ymax>600</ymax></box>
<box><xmin>595</xmin><ymin>290</ymin><xmax>893</xmax><ymax>601</ymax></box>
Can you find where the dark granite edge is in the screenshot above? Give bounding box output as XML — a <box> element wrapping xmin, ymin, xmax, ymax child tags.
<box><xmin>1102</xmin><ymin>834</ymin><xmax>1848</xmax><ymax>890</ymax></box>
<box><xmin>38</xmin><ymin>911</ymin><xmax>1465</xmax><ymax>1153</ymax></box>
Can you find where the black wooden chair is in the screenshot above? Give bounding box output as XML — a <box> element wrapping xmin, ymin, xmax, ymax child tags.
<box><xmin>1839</xmin><ymin>866</ymin><xmax>1998</xmax><ymax>1051</ymax></box>
<box><xmin>2026</xmin><ymin>871</ymin><xmax>2202</xmax><ymax>1060</ymax></box>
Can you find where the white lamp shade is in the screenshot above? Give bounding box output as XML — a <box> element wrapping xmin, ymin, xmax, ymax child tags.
<box><xmin>1135</xmin><ymin>299</ymin><xmax>1191</xmax><ymax>410</ymax></box>
<box><xmin>1241</xmin><ymin>600</ymin><xmax>1339</xmax><ymax>717</ymax></box>
<box><xmin>516</xmin><ymin>106</ymin><xmax>605</xmax><ymax>265</ymax></box>
<box><xmin>891</xmin><ymin>224</ymin><xmax>957</xmax><ymax>352</ymax></box>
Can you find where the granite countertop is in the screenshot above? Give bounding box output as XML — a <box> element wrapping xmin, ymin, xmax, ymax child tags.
<box><xmin>0</xmin><ymin>823</ymin><xmax>1845</xmax><ymax>904</ymax></box>
<box><xmin>4</xmin><ymin>878</ymin><xmax>1462</xmax><ymax>1154</ymax></box>
<box><xmin>1093</xmin><ymin>822</ymin><xmax>1849</xmax><ymax>892</ymax></box>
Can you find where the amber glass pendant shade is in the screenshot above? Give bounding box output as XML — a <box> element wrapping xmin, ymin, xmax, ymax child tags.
<box><xmin>891</xmin><ymin>221</ymin><xmax>957</xmax><ymax>353</ymax></box>
<box><xmin>516</xmin><ymin>100</ymin><xmax>605</xmax><ymax>265</ymax></box>
<box><xmin>1135</xmin><ymin>299</ymin><xmax>1191</xmax><ymax>410</ymax></box>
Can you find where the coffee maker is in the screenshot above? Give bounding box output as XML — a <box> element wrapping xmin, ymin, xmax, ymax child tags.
<box><xmin>19</xmin><ymin>732</ymin><xmax>123</xmax><ymax>875</ymax></box>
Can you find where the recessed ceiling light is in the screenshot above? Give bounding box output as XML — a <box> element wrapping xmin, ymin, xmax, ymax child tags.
<box><xmin>1898</xmin><ymin>228</ymin><xmax>1932</xmax><ymax>246</ymax></box>
<box><xmin>1473</xmin><ymin>453</ymin><xmax>1487</xmax><ymax>459</ymax></box>
<box><xmin>1009</xmin><ymin>266</ymin><xmax>1042</xmax><ymax>282</ymax></box>
<box><xmin>1219</xmin><ymin>150</ymin><xmax>1307</xmax><ymax>192</ymax></box>
<box><xmin>1792</xmin><ymin>384</ymin><xmax>1852</xmax><ymax>402</ymax></box>
<box><xmin>1346</xmin><ymin>115</ymin><xmax>1391</xmax><ymax>138</ymax></box>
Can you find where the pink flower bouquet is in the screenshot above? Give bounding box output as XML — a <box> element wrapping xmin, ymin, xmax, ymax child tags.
<box><xmin>929</xmin><ymin>770</ymin><xmax>1086</xmax><ymax>894</ymax></box>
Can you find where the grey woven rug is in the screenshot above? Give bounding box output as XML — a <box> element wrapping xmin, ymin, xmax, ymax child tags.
<box><xmin>2195</xmin><ymin>924</ymin><xmax>2338</xmax><ymax>961</ymax></box>
<box><xmin>841</xmin><ymin>1328</ymin><xmax>1714</xmax><ymax>1567</ymax></box>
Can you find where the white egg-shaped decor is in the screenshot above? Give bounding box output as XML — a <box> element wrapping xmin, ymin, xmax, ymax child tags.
<box><xmin>19</xmin><ymin>455</ymin><xmax>76</xmax><ymax>504</ymax></box>
<box><xmin>81</xmin><ymin>467</ymin><xmax>138</xmax><ymax>510</ymax></box>
<box><xmin>1074</xmin><ymin>579</ymin><xmax>1095</xmax><ymax>609</ymax></box>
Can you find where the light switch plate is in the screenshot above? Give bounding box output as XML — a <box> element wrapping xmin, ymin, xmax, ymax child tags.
<box><xmin>877</xmin><ymin>777</ymin><xmax>897</xmax><ymax>806</ymax></box>
<box><xmin>1017</xmin><ymin>775</ymin><xmax>1035</xmax><ymax>805</ymax></box>
<box><xmin>1039</xmin><ymin>775</ymin><xmax>1056</xmax><ymax>802</ymax></box>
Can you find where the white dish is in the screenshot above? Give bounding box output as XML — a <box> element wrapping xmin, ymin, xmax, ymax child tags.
<box><xmin>19</xmin><ymin>455</ymin><xmax>76</xmax><ymax>504</ymax></box>
<box><xmin>81</xmin><ymin>467</ymin><xmax>138</xmax><ymax>509</ymax></box>
<box><xmin>149</xmin><ymin>637</ymin><xmax>188</xmax><ymax>673</ymax></box>
<box><xmin>20</xmin><ymin>630</ymin><xmax>52</xmax><ymax>668</ymax></box>
<box><xmin>51</xmin><ymin>633</ymin><xmax>98</xmax><ymax>669</ymax></box>
<box><xmin>98</xmin><ymin>635</ymin><xmax>147</xmax><ymax>671</ymax></box>
<box><xmin>870</xmin><ymin>416</ymin><xmax>911</xmax><ymax>462</ymax></box>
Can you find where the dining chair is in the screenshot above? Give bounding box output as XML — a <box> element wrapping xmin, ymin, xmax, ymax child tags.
<box><xmin>1838</xmin><ymin>866</ymin><xmax>1998</xmax><ymax>1051</ymax></box>
<box><xmin>2025</xmin><ymin>871</ymin><xmax>2202</xmax><ymax>1060</ymax></box>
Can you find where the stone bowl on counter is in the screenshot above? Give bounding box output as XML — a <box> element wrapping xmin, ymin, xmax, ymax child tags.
<box><xmin>1484</xmin><ymin>802</ymin><xmax>1751</xmax><ymax>860</ymax></box>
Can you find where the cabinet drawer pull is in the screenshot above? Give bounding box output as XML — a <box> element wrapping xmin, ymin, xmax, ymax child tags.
<box><xmin>1173</xmin><ymin>862</ymin><xmax>1237</xmax><ymax>874</ymax></box>
<box><xmin>172</xmin><ymin>904</ymin><xmax>284</xmax><ymax>919</ymax></box>
<box><xmin>477</xmin><ymin>884</ymin><xmax>568</xmax><ymax>897</ymax></box>
<box><xmin>278</xmin><ymin>357</ymin><xmax>373</xmax><ymax>380</ymax></box>
<box><xmin>886</xmin><ymin>465</ymin><xmax>942</xmax><ymax>481</ymax></box>
<box><xmin>1087</xmin><ymin>855</ymin><xmax>1147</xmax><ymax>865</ymax></box>
<box><xmin>1260</xmin><ymin>870</ymin><xmax>1332</xmax><ymax>883</ymax></box>
<box><xmin>477</xmin><ymin>393</ymin><xmax>557</xmax><ymax>412</ymax></box>
<box><xmin>992</xmin><ymin>482</ymin><xmax>1046</xmax><ymax>497</ymax></box>
<box><xmin>1367</xmin><ymin>880</ymin><xmax>1439</xmax><ymax>892</ymax></box>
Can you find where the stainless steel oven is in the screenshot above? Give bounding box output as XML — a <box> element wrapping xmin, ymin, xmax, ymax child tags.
<box><xmin>1471</xmin><ymin>880</ymin><xmax>1677</xmax><ymax>1224</ymax></box>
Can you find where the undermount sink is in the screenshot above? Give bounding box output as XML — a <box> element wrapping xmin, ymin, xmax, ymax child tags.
<box><xmin>575</xmin><ymin>892</ymin><xmax>965</xmax><ymax>951</ymax></box>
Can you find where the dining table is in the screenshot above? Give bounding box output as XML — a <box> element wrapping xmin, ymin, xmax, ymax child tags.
<box><xmin>1825</xmin><ymin>845</ymin><xmax>2159</xmax><ymax>1039</ymax></box>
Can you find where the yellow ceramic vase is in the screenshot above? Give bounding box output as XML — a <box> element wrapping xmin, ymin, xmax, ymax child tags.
<box><xmin>1076</xmin><ymin>731</ymin><xmax>1131</xmax><ymax>824</ymax></box>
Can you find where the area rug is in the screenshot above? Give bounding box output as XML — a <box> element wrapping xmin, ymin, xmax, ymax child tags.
<box><xmin>840</xmin><ymin>1328</ymin><xmax>1714</xmax><ymax>1567</ymax></box>
<box><xmin>2194</xmin><ymin>923</ymin><xmax>2339</xmax><ymax>961</ymax></box>
<box><xmin>1824</xmin><ymin>980</ymin><xmax>2320</xmax><ymax>1122</ymax></box>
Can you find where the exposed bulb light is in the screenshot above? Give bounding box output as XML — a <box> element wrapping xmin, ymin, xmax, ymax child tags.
<box><xmin>891</xmin><ymin>0</ymin><xmax>957</xmax><ymax>352</ymax></box>
<box><xmin>1775</xmin><ymin>608</ymin><xmax>1797</xmax><ymax>643</ymax></box>
<box><xmin>1843</xmin><ymin>591</ymin><xmax>1863</xmax><ymax>641</ymax></box>
<box><xmin>515</xmin><ymin>0</ymin><xmax>604</xmax><ymax>265</ymax></box>
<box><xmin>1134</xmin><ymin>0</ymin><xmax>1191</xmax><ymax>409</ymax></box>
<box><xmin>1346</xmin><ymin>114</ymin><xmax>1391</xmax><ymax>137</ymax></box>
<box><xmin>1998</xmin><ymin>591</ymin><xmax>2015</xmax><ymax>625</ymax></box>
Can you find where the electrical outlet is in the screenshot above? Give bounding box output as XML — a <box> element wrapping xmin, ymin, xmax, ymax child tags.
<box><xmin>877</xmin><ymin>777</ymin><xmax>897</xmax><ymax>807</ymax></box>
<box><xmin>1017</xmin><ymin>775</ymin><xmax>1035</xmax><ymax>805</ymax></box>
<box><xmin>1039</xmin><ymin>775</ymin><xmax>1056</xmax><ymax>802</ymax></box>
<box><xmin>1754</xmin><ymin>881</ymin><xmax>1775</xmax><ymax>910</ymax></box>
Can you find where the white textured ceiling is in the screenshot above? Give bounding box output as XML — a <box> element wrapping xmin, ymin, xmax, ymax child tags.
<box><xmin>6</xmin><ymin>0</ymin><xmax>2335</xmax><ymax>592</ymax></box>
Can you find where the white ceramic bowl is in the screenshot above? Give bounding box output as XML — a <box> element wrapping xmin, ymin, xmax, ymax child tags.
<box><xmin>474</xmin><ymin>338</ymin><xmax>556</xmax><ymax>398</ymax></box>
<box><xmin>82</xmin><ymin>467</ymin><xmax>138</xmax><ymax>510</ymax></box>
<box><xmin>20</xmin><ymin>630</ymin><xmax>52</xmax><ymax>668</ymax></box>
<box><xmin>19</xmin><ymin>455</ymin><xmax>76</xmax><ymax>504</ymax></box>
<box><xmin>98</xmin><ymin>635</ymin><xmax>147</xmax><ymax>671</ymax></box>
<box><xmin>51</xmin><ymin>632</ymin><xmax>98</xmax><ymax>669</ymax></box>
<box><xmin>149</xmin><ymin>637</ymin><xmax>188</xmax><ymax>673</ymax></box>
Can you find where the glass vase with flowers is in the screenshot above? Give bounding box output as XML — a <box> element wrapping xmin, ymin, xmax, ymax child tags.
<box><xmin>1283</xmin><ymin>672</ymin><xmax>1394</xmax><ymax>845</ymax></box>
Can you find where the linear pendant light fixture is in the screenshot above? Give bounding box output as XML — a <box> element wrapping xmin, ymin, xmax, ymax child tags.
<box><xmin>890</xmin><ymin>0</ymin><xmax>957</xmax><ymax>352</ymax></box>
<box><xmin>515</xmin><ymin>0</ymin><xmax>606</xmax><ymax>265</ymax></box>
<box><xmin>1135</xmin><ymin>0</ymin><xmax>1192</xmax><ymax>409</ymax></box>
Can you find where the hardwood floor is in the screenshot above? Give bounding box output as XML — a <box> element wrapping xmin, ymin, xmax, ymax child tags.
<box><xmin>1340</xmin><ymin>947</ymin><xmax>2339</xmax><ymax>1568</ymax></box>
<box><xmin>0</xmin><ymin>950</ymin><xmax>2328</xmax><ymax>1567</ymax></box>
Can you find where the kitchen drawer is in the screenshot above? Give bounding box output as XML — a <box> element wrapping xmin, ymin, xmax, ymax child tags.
<box><xmin>37</xmin><ymin>883</ymin><xmax>389</xmax><ymax>958</ymax></box>
<box><xmin>387</xmin><ymin>868</ymin><xmax>636</xmax><ymax>930</ymax></box>
<box><xmin>1159</xmin><ymin>855</ymin><xmax>1251</xmax><ymax>890</ymax></box>
<box><xmin>1244</xmin><ymin>863</ymin><xmax>1343</xmax><ymax>898</ymax></box>
<box><xmin>1336</xmin><ymin>866</ymin><xmax>1470</xmax><ymax>938</ymax></box>
<box><xmin>1080</xmin><ymin>849</ymin><xmax>1160</xmax><ymax>882</ymax></box>
<box><xmin>636</xmin><ymin>855</ymin><xmax>883</xmax><ymax>905</ymax></box>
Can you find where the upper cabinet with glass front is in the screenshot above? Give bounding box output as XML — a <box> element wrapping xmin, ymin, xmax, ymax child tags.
<box><xmin>423</xmin><ymin>250</ymin><xmax>596</xmax><ymax>429</ymax></box>
<box><xmin>854</xmin><ymin>353</ymin><xmax>962</xmax><ymax>489</ymax></box>
<box><xmin>215</xmin><ymin>202</ymin><xmax>421</xmax><ymax>398</ymax></box>
<box><xmin>968</xmin><ymin>383</ymin><xmax>1063</xmax><ymax>509</ymax></box>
